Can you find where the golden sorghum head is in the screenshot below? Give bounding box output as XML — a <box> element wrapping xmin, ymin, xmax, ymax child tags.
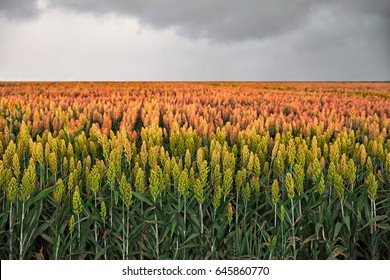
<box><xmin>253</xmin><ymin>155</ymin><xmax>261</xmax><ymax>177</ymax></box>
<box><xmin>69</xmin><ymin>215</ymin><xmax>75</xmax><ymax>234</ymax></box>
<box><xmin>365</xmin><ymin>172</ymin><xmax>378</xmax><ymax>202</ymax></box>
<box><xmin>271</xmin><ymin>179</ymin><xmax>280</xmax><ymax>205</ymax></box>
<box><xmin>280</xmin><ymin>205</ymin><xmax>285</xmax><ymax>223</ymax></box>
<box><xmin>366</xmin><ymin>157</ymin><xmax>373</xmax><ymax>173</ymax></box>
<box><xmin>241</xmin><ymin>145</ymin><xmax>250</xmax><ymax>168</ymax></box>
<box><xmin>287</xmin><ymin>139</ymin><xmax>296</xmax><ymax>167</ymax></box>
<box><xmin>235</xmin><ymin>169</ymin><xmax>246</xmax><ymax>192</ymax></box>
<box><xmin>119</xmin><ymin>173</ymin><xmax>132</xmax><ymax>208</ymax></box>
<box><xmin>293</xmin><ymin>163</ymin><xmax>304</xmax><ymax>194</ymax></box>
<box><xmin>226</xmin><ymin>202</ymin><xmax>233</xmax><ymax>224</ymax></box>
<box><xmin>360</xmin><ymin>145</ymin><xmax>367</xmax><ymax>166</ymax></box>
<box><xmin>285</xmin><ymin>172</ymin><xmax>295</xmax><ymax>200</ymax></box>
<box><xmin>196</xmin><ymin>147</ymin><xmax>204</xmax><ymax>172</ymax></box>
<box><xmin>273</xmin><ymin>151</ymin><xmax>284</xmax><ymax>178</ymax></box>
<box><xmin>72</xmin><ymin>186</ymin><xmax>82</xmax><ymax>215</ymax></box>
<box><xmin>185</xmin><ymin>149</ymin><xmax>192</xmax><ymax>170</ymax></box>
<box><xmin>100</xmin><ymin>201</ymin><xmax>107</xmax><ymax>220</ymax></box>
<box><xmin>53</xmin><ymin>178</ymin><xmax>65</xmax><ymax>204</ymax></box>
<box><xmin>211</xmin><ymin>163</ymin><xmax>221</xmax><ymax>188</ymax></box>
<box><xmin>135</xmin><ymin>167</ymin><xmax>146</xmax><ymax>195</ymax></box>
<box><xmin>19</xmin><ymin>160</ymin><xmax>36</xmax><ymax>202</ymax></box>
<box><xmin>7</xmin><ymin>177</ymin><xmax>18</xmax><ymax>203</ymax></box>
<box><xmin>89</xmin><ymin>165</ymin><xmax>101</xmax><ymax>195</ymax></box>
<box><xmin>250</xmin><ymin>177</ymin><xmax>260</xmax><ymax>195</ymax></box>
<box><xmin>242</xmin><ymin>182</ymin><xmax>251</xmax><ymax>204</ymax></box>
<box><xmin>106</xmin><ymin>160</ymin><xmax>116</xmax><ymax>189</ymax></box>
<box><xmin>327</xmin><ymin>161</ymin><xmax>336</xmax><ymax>186</ymax></box>
<box><xmin>4</xmin><ymin>141</ymin><xmax>16</xmax><ymax>168</ymax></box>
<box><xmin>213</xmin><ymin>185</ymin><xmax>222</xmax><ymax>209</ymax></box>
<box><xmin>247</xmin><ymin>152</ymin><xmax>254</xmax><ymax>173</ymax></box>
<box><xmin>312</xmin><ymin>158</ymin><xmax>321</xmax><ymax>184</ymax></box>
<box><xmin>48</xmin><ymin>152</ymin><xmax>57</xmax><ymax>174</ymax></box>
<box><xmin>149</xmin><ymin>167</ymin><xmax>161</xmax><ymax>201</ymax></box>
<box><xmin>178</xmin><ymin>169</ymin><xmax>189</xmax><ymax>198</ymax></box>
<box><xmin>12</xmin><ymin>154</ymin><xmax>20</xmax><ymax>177</ymax></box>
<box><xmin>263</xmin><ymin>161</ymin><xmax>270</xmax><ymax>175</ymax></box>
<box><xmin>318</xmin><ymin>174</ymin><xmax>325</xmax><ymax>195</ymax></box>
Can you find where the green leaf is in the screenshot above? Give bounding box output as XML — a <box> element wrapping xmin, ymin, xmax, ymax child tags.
<box><xmin>133</xmin><ymin>192</ymin><xmax>153</xmax><ymax>206</ymax></box>
<box><xmin>315</xmin><ymin>223</ymin><xmax>322</xmax><ymax>236</ymax></box>
<box><xmin>376</xmin><ymin>223</ymin><xmax>390</xmax><ymax>231</ymax></box>
<box><xmin>30</xmin><ymin>185</ymin><xmax>56</xmax><ymax>205</ymax></box>
<box><xmin>327</xmin><ymin>246</ymin><xmax>346</xmax><ymax>259</ymax></box>
<box><xmin>333</xmin><ymin>222</ymin><xmax>343</xmax><ymax>240</ymax></box>
<box><xmin>301</xmin><ymin>234</ymin><xmax>318</xmax><ymax>249</ymax></box>
<box><xmin>344</xmin><ymin>216</ymin><xmax>351</xmax><ymax>235</ymax></box>
<box><xmin>360</xmin><ymin>215</ymin><xmax>388</xmax><ymax>231</ymax></box>
<box><xmin>63</xmin><ymin>129</ymin><xmax>71</xmax><ymax>144</ymax></box>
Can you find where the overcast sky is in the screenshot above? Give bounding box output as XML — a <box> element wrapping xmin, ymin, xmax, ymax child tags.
<box><xmin>0</xmin><ymin>0</ymin><xmax>389</xmax><ymax>81</ymax></box>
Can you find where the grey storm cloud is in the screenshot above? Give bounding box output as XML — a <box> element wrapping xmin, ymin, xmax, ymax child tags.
<box><xmin>0</xmin><ymin>0</ymin><xmax>389</xmax><ymax>80</ymax></box>
<box><xmin>46</xmin><ymin>0</ymin><xmax>390</xmax><ymax>42</ymax></box>
<box><xmin>0</xmin><ymin>0</ymin><xmax>40</xmax><ymax>19</ymax></box>
<box><xmin>2</xmin><ymin>0</ymin><xmax>390</xmax><ymax>43</ymax></box>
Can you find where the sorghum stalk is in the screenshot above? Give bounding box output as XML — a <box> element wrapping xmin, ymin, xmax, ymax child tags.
<box><xmin>199</xmin><ymin>203</ymin><xmax>203</xmax><ymax>235</ymax></box>
<box><xmin>20</xmin><ymin>201</ymin><xmax>25</xmax><ymax>260</ymax></box>
<box><xmin>77</xmin><ymin>213</ymin><xmax>80</xmax><ymax>247</ymax></box>
<box><xmin>7</xmin><ymin>177</ymin><xmax>17</xmax><ymax>260</ymax></box>
<box><xmin>110</xmin><ymin>187</ymin><xmax>113</xmax><ymax>228</ymax></box>
<box><xmin>100</xmin><ymin>201</ymin><xmax>107</xmax><ymax>260</ymax></box>
<box><xmin>154</xmin><ymin>198</ymin><xmax>159</xmax><ymax>258</ymax></box>
<box><xmin>69</xmin><ymin>215</ymin><xmax>75</xmax><ymax>260</ymax></box>
<box><xmin>94</xmin><ymin>193</ymin><xmax>98</xmax><ymax>252</ymax></box>
<box><xmin>286</xmin><ymin>173</ymin><xmax>295</xmax><ymax>258</ymax></box>
<box><xmin>122</xmin><ymin>200</ymin><xmax>125</xmax><ymax>260</ymax></box>
<box><xmin>126</xmin><ymin>207</ymin><xmax>130</xmax><ymax>260</ymax></box>
<box><xmin>9</xmin><ymin>203</ymin><xmax>13</xmax><ymax>260</ymax></box>
<box><xmin>291</xmin><ymin>199</ymin><xmax>295</xmax><ymax>258</ymax></box>
<box><xmin>55</xmin><ymin>235</ymin><xmax>60</xmax><ymax>260</ymax></box>
<box><xmin>271</xmin><ymin>179</ymin><xmax>280</xmax><ymax>228</ymax></box>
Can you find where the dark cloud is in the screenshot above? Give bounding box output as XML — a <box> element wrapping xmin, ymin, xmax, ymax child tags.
<box><xmin>0</xmin><ymin>0</ymin><xmax>388</xmax><ymax>80</ymax></box>
<box><xmin>45</xmin><ymin>0</ymin><xmax>390</xmax><ymax>44</ymax></box>
<box><xmin>0</xmin><ymin>0</ymin><xmax>40</xmax><ymax>19</ymax></box>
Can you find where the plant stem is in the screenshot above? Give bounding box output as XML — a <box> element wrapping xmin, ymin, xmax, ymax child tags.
<box><xmin>103</xmin><ymin>220</ymin><xmax>107</xmax><ymax>260</ymax></box>
<box><xmin>110</xmin><ymin>186</ymin><xmax>113</xmax><ymax>228</ymax></box>
<box><xmin>340</xmin><ymin>200</ymin><xmax>344</xmax><ymax>219</ymax></box>
<box><xmin>55</xmin><ymin>235</ymin><xmax>60</xmax><ymax>260</ymax></box>
<box><xmin>70</xmin><ymin>232</ymin><xmax>73</xmax><ymax>260</ymax></box>
<box><xmin>274</xmin><ymin>203</ymin><xmax>277</xmax><ymax>227</ymax></box>
<box><xmin>126</xmin><ymin>207</ymin><xmax>129</xmax><ymax>260</ymax></box>
<box><xmin>9</xmin><ymin>202</ymin><xmax>13</xmax><ymax>260</ymax></box>
<box><xmin>20</xmin><ymin>201</ymin><xmax>25</xmax><ymax>260</ymax></box>
<box><xmin>77</xmin><ymin>214</ymin><xmax>81</xmax><ymax>249</ymax></box>
<box><xmin>373</xmin><ymin>200</ymin><xmax>377</xmax><ymax>232</ymax></box>
<box><xmin>122</xmin><ymin>200</ymin><xmax>125</xmax><ymax>260</ymax></box>
<box><xmin>291</xmin><ymin>199</ymin><xmax>296</xmax><ymax>259</ymax></box>
<box><xmin>40</xmin><ymin>163</ymin><xmax>44</xmax><ymax>189</ymax></box>
<box><xmin>184</xmin><ymin>198</ymin><xmax>187</xmax><ymax>237</ymax></box>
<box><xmin>154</xmin><ymin>198</ymin><xmax>159</xmax><ymax>258</ymax></box>
<box><xmin>298</xmin><ymin>193</ymin><xmax>302</xmax><ymax>217</ymax></box>
<box><xmin>370</xmin><ymin>200</ymin><xmax>373</xmax><ymax>235</ymax></box>
<box><xmin>94</xmin><ymin>193</ymin><xmax>98</xmax><ymax>255</ymax></box>
<box><xmin>200</xmin><ymin>203</ymin><xmax>203</xmax><ymax>235</ymax></box>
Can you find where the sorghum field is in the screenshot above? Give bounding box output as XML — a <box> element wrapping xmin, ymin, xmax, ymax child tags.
<box><xmin>0</xmin><ymin>82</ymin><xmax>389</xmax><ymax>260</ymax></box>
